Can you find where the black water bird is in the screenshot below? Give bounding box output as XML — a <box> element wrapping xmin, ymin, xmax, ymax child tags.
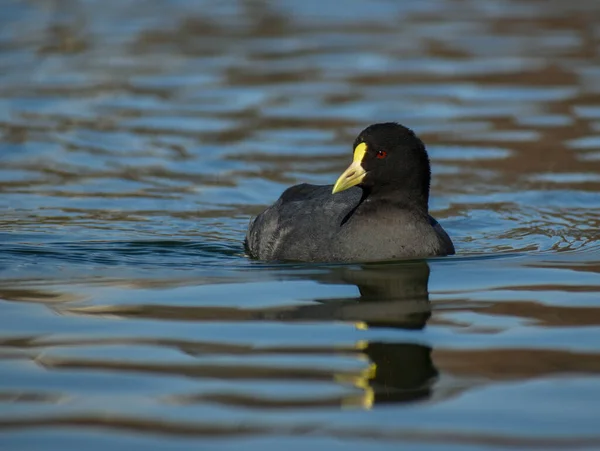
<box><xmin>245</xmin><ymin>122</ymin><xmax>454</xmax><ymax>262</ymax></box>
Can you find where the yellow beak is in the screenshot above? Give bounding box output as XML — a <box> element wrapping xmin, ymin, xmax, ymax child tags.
<box><xmin>332</xmin><ymin>143</ymin><xmax>368</xmax><ymax>194</ymax></box>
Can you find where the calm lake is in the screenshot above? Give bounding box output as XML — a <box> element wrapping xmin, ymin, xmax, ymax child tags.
<box><xmin>2</xmin><ymin>1</ymin><xmax>600</xmax><ymax>450</ymax></box>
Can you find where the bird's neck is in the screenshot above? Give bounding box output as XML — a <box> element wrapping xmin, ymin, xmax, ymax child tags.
<box><xmin>362</xmin><ymin>186</ymin><xmax>429</xmax><ymax>215</ymax></box>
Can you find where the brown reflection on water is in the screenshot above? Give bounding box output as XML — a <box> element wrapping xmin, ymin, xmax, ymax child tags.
<box><xmin>5</xmin><ymin>263</ymin><xmax>434</xmax><ymax>409</ymax></box>
<box><xmin>435</xmin><ymin>348</ymin><xmax>600</xmax><ymax>381</ymax></box>
<box><xmin>3</xmin><ymin>261</ymin><xmax>600</xmax><ymax>414</ymax></box>
<box><xmin>2</xmin><ymin>414</ymin><xmax>600</xmax><ymax>448</ymax></box>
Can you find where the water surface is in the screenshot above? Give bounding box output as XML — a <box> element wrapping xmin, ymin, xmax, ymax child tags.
<box><xmin>2</xmin><ymin>1</ymin><xmax>600</xmax><ymax>450</ymax></box>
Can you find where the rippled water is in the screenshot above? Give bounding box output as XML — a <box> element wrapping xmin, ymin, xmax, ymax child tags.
<box><xmin>2</xmin><ymin>1</ymin><xmax>600</xmax><ymax>450</ymax></box>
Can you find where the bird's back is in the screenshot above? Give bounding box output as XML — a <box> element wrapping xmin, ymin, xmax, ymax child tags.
<box><xmin>245</xmin><ymin>184</ymin><xmax>362</xmax><ymax>261</ymax></box>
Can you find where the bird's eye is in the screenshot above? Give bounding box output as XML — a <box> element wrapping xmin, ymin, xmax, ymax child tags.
<box><xmin>376</xmin><ymin>150</ymin><xmax>387</xmax><ymax>159</ymax></box>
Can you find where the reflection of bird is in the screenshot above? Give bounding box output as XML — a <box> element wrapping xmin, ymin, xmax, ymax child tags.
<box><xmin>263</xmin><ymin>262</ymin><xmax>438</xmax><ymax>407</ymax></box>
<box><xmin>278</xmin><ymin>262</ymin><xmax>431</xmax><ymax>328</ymax></box>
<box><xmin>245</xmin><ymin>122</ymin><xmax>454</xmax><ymax>262</ymax></box>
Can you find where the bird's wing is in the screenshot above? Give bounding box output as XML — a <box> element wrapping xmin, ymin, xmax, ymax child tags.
<box><xmin>278</xmin><ymin>183</ymin><xmax>328</xmax><ymax>203</ymax></box>
<box><xmin>245</xmin><ymin>185</ymin><xmax>361</xmax><ymax>260</ymax></box>
<box><xmin>429</xmin><ymin>215</ymin><xmax>455</xmax><ymax>255</ymax></box>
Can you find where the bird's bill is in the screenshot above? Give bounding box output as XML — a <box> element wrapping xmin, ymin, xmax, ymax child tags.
<box><xmin>332</xmin><ymin>160</ymin><xmax>366</xmax><ymax>194</ymax></box>
<box><xmin>332</xmin><ymin>143</ymin><xmax>367</xmax><ymax>194</ymax></box>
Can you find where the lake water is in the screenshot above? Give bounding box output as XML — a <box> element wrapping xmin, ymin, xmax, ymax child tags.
<box><xmin>2</xmin><ymin>1</ymin><xmax>600</xmax><ymax>450</ymax></box>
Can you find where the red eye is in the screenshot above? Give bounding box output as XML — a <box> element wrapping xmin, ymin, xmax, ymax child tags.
<box><xmin>376</xmin><ymin>150</ymin><xmax>387</xmax><ymax>159</ymax></box>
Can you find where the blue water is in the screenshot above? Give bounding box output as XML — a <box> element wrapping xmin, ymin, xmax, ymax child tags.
<box><xmin>2</xmin><ymin>1</ymin><xmax>600</xmax><ymax>450</ymax></box>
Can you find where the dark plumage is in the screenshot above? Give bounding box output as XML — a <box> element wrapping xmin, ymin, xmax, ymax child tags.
<box><xmin>245</xmin><ymin>123</ymin><xmax>455</xmax><ymax>262</ymax></box>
